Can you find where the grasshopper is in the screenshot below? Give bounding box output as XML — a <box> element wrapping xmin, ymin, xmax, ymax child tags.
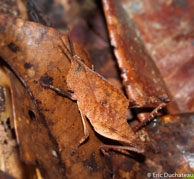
<box><xmin>40</xmin><ymin>34</ymin><xmax>165</xmax><ymax>155</ymax></box>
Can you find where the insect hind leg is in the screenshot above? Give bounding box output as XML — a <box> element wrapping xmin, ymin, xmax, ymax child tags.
<box><xmin>133</xmin><ymin>103</ymin><xmax>166</xmax><ymax>132</ymax></box>
<box><xmin>100</xmin><ymin>144</ymin><xmax>144</xmax><ymax>157</ymax></box>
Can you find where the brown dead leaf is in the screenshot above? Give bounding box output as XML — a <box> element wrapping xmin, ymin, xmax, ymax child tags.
<box><xmin>102</xmin><ymin>0</ymin><xmax>169</xmax><ymax>109</ymax></box>
<box><xmin>7</xmin><ymin>66</ymin><xmax>66</xmax><ymax>178</ymax></box>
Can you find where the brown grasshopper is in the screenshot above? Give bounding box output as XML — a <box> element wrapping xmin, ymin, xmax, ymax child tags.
<box><xmin>40</xmin><ymin>34</ymin><xmax>165</xmax><ymax>155</ymax></box>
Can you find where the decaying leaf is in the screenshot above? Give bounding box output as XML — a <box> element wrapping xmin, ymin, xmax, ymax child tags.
<box><xmin>0</xmin><ymin>0</ymin><xmax>28</xmax><ymax>20</ymax></box>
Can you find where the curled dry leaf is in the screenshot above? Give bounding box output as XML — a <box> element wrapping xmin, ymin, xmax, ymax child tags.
<box><xmin>102</xmin><ymin>0</ymin><xmax>169</xmax><ymax>109</ymax></box>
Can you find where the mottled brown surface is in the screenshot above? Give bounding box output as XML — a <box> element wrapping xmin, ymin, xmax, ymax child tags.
<box><xmin>107</xmin><ymin>0</ymin><xmax>194</xmax><ymax>114</ymax></box>
<box><xmin>102</xmin><ymin>0</ymin><xmax>169</xmax><ymax>108</ymax></box>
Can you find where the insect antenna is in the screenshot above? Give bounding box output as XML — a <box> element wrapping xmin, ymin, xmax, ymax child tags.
<box><xmin>58</xmin><ymin>36</ymin><xmax>73</xmax><ymax>63</ymax></box>
<box><xmin>58</xmin><ymin>44</ymin><xmax>72</xmax><ymax>63</ymax></box>
<box><xmin>59</xmin><ymin>36</ymin><xmax>72</xmax><ymax>56</ymax></box>
<box><xmin>67</xmin><ymin>31</ymin><xmax>90</xmax><ymax>64</ymax></box>
<box><xmin>60</xmin><ymin>30</ymin><xmax>92</xmax><ymax>65</ymax></box>
<box><xmin>67</xmin><ymin>31</ymin><xmax>76</xmax><ymax>57</ymax></box>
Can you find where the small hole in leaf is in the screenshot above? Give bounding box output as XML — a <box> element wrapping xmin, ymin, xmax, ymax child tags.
<box><xmin>28</xmin><ymin>110</ymin><xmax>36</xmax><ymax>121</ymax></box>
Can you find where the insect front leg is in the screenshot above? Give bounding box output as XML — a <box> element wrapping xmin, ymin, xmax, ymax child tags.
<box><xmin>71</xmin><ymin>110</ymin><xmax>89</xmax><ymax>155</ymax></box>
<box><xmin>40</xmin><ymin>81</ymin><xmax>90</xmax><ymax>155</ymax></box>
<box><xmin>40</xmin><ymin>82</ymin><xmax>75</xmax><ymax>100</ymax></box>
<box><xmin>133</xmin><ymin>103</ymin><xmax>166</xmax><ymax>132</ymax></box>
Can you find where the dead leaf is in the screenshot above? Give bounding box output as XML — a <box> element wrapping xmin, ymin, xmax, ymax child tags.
<box><xmin>7</xmin><ymin>66</ymin><xmax>67</xmax><ymax>178</ymax></box>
